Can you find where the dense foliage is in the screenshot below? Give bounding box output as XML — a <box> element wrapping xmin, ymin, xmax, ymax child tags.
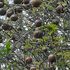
<box><xmin>0</xmin><ymin>0</ymin><xmax>70</xmax><ymax>70</ymax></box>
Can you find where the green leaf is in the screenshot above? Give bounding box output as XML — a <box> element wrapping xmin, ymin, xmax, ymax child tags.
<box><xmin>5</xmin><ymin>40</ymin><xmax>11</xmax><ymax>53</ymax></box>
<box><xmin>47</xmin><ymin>5</ymin><xmax>54</xmax><ymax>11</ymax></box>
<box><xmin>47</xmin><ymin>23</ymin><xmax>58</xmax><ymax>31</ymax></box>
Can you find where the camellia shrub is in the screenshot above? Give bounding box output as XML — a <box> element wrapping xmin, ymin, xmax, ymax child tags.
<box><xmin>0</xmin><ymin>0</ymin><xmax>70</xmax><ymax>70</ymax></box>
